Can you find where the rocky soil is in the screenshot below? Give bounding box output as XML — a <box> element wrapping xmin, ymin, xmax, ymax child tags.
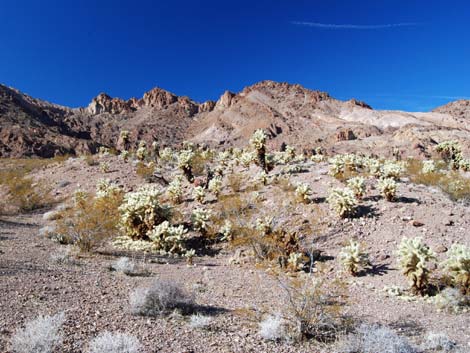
<box><xmin>1</xmin><ymin>154</ymin><xmax>470</xmax><ymax>352</ymax></box>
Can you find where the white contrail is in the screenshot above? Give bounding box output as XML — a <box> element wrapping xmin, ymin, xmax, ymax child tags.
<box><xmin>291</xmin><ymin>21</ymin><xmax>422</xmax><ymax>29</ymax></box>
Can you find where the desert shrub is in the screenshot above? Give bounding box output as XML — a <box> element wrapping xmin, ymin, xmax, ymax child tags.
<box><xmin>166</xmin><ymin>176</ymin><xmax>184</xmax><ymax>203</ymax></box>
<box><xmin>440</xmin><ymin>244</ymin><xmax>470</xmax><ymax>294</ymax></box>
<box><xmin>191</xmin><ymin>208</ymin><xmax>211</xmax><ymax>234</ymax></box>
<box><xmin>96</xmin><ymin>178</ymin><xmax>121</xmax><ymax>199</ymax></box>
<box><xmin>278</xmin><ymin>275</ymin><xmax>348</xmax><ymax>342</ymax></box>
<box><xmin>55</xmin><ymin>190</ymin><xmax>122</xmax><ymax>251</ymax></box>
<box><xmin>339</xmin><ymin>240</ymin><xmax>369</xmax><ymax>276</ymax></box>
<box><xmin>135</xmin><ymin>161</ymin><xmax>155</xmax><ymax>181</ymax></box>
<box><xmin>1</xmin><ymin>174</ymin><xmax>54</xmax><ymax>213</ymax></box>
<box><xmin>193</xmin><ymin>186</ymin><xmax>205</xmax><ymax>204</ymax></box>
<box><xmin>378</xmin><ymin>177</ymin><xmax>398</xmax><ymax>201</ymax></box>
<box><xmin>130</xmin><ymin>280</ymin><xmax>194</xmax><ymax>316</ymax></box>
<box><xmin>10</xmin><ymin>312</ymin><xmax>65</xmax><ymax>353</ymax></box>
<box><xmin>119</xmin><ymin>186</ymin><xmax>171</xmax><ymax>240</ymax></box>
<box><xmin>295</xmin><ymin>182</ymin><xmax>312</xmax><ymax>203</ymax></box>
<box><xmin>87</xmin><ymin>331</ymin><xmax>141</xmax><ymax>353</ymax></box>
<box><xmin>259</xmin><ymin>314</ymin><xmax>286</xmax><ymax>341</ymax></box>
<box><xmin>50</xmin><ymin>246</ymin><xmax>75</xmax><ymax>264</ymax></box>
<box><xmin>347</xmin><ymin>176</ymin><xmax>366</xmax><ymax>199</ymax></box>
<box><xmin>111</xmin><ymin>257</ymin><xmax>136</xmax><ymax>275</ymax></box>
<box><xmin>84</xmin><ymin>154</ymin><xmax>99</xmax><ymax>166</ymax></box>
<box><xmin>421</xmin><ymin>332</ymin><xmax>456</xmax><ymax>352</ymax></box>
<box><xmin>397</xmin><ymin>237</ymin><xmax>436</xmax><ymax>295</ymax></box>
<box><xmin>99</xmin><ymin>161</ymin><xmax>110</xmax><ymax>173</ymax></box>
<box><xmin>327</xmin><ymin>187</ymin><xmax>357</xmax><ymax>218</ymax></box>
<box><xmin>337</xmin><ymin>323</ymin><xmax>416</xmax><ymax>353</ymax></box>
<box><xmin>256</xmin><ymin>171</ymin><xmax>269</xmax><ymax>186</ymax></box>
<box><xmin>433</xmin><ymin>287</ymin><xmax>469</xmax><ymax>313</ymax></box>
<box><xmin>189</xmin><ymin>314</ymin><xmax>212</xmax><ymax>329</ymax></box>
<box><xmin>218</xmin><ymin>220</ymin><xmax>233</xmax><ymax>241</ymax></box>
<box><xmin>98</xmin><ymin>146</ymin><xmax>110</xmax><ymax>156</ymax></box>
<box><xmin>255</xmin><ymin>216</ymin><xmax>274</xmax><ymax>235</ymax></box>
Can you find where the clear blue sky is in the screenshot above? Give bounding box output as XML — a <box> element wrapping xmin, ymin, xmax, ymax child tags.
<box><xmin>1</xmin><ymin>0</ymin><xmax>469</xmax><ymax>111</ymax></box>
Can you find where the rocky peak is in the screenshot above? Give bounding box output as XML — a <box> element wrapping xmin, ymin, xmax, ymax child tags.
<box><xmin>199</xmin><ymin>100</ymin><xmax>216</xmax><ymax>113</ymax></box>
<box><xmin>216</xmin><ymin>91</ymin><xmax>235</xmax><ymax>109</ymax></box>
<box><xmin>87</xmin><ymin>93</ymin><xmax>132</xmax><ymax>115</ymax></box>
<box><xmin>142</xmin><ymin>87</ymin><xmax>178</xmax><ymax>108</ymax></box>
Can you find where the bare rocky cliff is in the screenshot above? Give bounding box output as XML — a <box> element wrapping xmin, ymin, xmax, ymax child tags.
<box><xmin>1</xmin><ymin>81</ymin><xmax>469</xmax><ymax>158</ymax></box>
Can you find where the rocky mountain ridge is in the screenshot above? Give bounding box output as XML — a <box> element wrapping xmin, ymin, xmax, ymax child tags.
<box><xmin>1</xmin><ymin>81</ymin><xmax>470</xmax><ymax>158</ymax></box>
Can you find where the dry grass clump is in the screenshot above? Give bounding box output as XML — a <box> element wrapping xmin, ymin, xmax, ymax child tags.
<box><xmin>10</xmin><ymin>312</ymin><xmax>65</xmax><ymax>353</ymax></box>
<box><xmin>87</xmin><ymin>331</ymin><xmax>142</xmax><ymax>353</ymax></box>
<box><xmin>130</xmin><ymin>279</ymin><xmax>195</xmax><ymax>316</ymax></box>
<box><xmin>135</xmin><ymin>161</ymin><xmax>155</xmax><ymax>181</ymax></box>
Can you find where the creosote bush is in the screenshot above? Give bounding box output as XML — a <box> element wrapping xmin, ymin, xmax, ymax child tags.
<box><xmin>130</xmin><ymin>280</ymin><xmax>195</xmax><ymax>316</ymax></box>
<box><xmin>397</xmin><ymin>237</ymin><xmax>436</xmax><ymax>295</ymax></box>
<box><xmin>10</xmin><ymin>312</ymin><xmax>65</xmax><ymax>353</ymax></box>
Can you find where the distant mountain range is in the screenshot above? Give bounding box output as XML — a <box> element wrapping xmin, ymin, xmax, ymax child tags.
<box><xmin>1</xmin><ymin>80</ymin><xmax>470</xmax><ymax>158</ymax></box>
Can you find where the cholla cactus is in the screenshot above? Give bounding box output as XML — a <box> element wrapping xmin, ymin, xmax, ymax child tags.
<box><xmin>397</xmin><ymin>237</ymin><xmax>436</xmax><ymax>295</ymax></box>
<box><xmin>339</xmin><ymin>240</ymin><xmax>369</xmax><ymax>275</ymax></box>
<box><xmin>73</xmin><ymin>188</ymin><xmax>87</xmax><ymax>207</ymax></box>
<box><xmin>250</xmin><ymin>129</ymin><xmax>268</xmax><ymax>172</ymax></box>
<box><xmin>167</xmin><ymin>176</ymin><xmax>184</xmax><ymax>203</ymax></box>
<box><xmin>378</xmin><ymin>177</ymin><xmax>397</xmax><ymax>201</ymax></box>
<box><xmin>193</xmin><ymin>186</ymin><xmax>205</xmax><ymax>203</ymax></box>
<box><xmin>347</xmin><ymin>176</ymin><xmax>366</xmax><ymax>199</ymax></box>
<box><xmin>98</xmin><ymin>146</ymin><xmax>110</xmax><ymax>156</ymax></box>
<box><xmin>120</xmin><ymin>130</ymin><xmax>130</xmax><ymax>150</ymax></box>
<box><xmin>147</xmin><ymin>221</ymin><xmax>187</xmax><ymax>255</ymax></box>
<box><xmin>219</xmin><ymin>220</ymin><xmax>233</xmax><ymax>241</ymax></box>
<box><xmin>422</xmin><ymin>160</ymin><xmax>436</xmax><ymax>174</ymax></box>
<box><xmin>96</xmin><ymin>179</ymin><xmax>121</xmax><ymax>199</ymax></box>
<box><xmin>217</xmin><ymin>151</ymin><xmax>231</xmax><ymax>166</ymax></box>
<box><xmin>436</xmin><ymin>140</ymin><xmax>462</xmax><ymax>168</ymax></box>
<box><xmin>119</xmin><ymin>186</ymin><xmax>171</xmax><ymax>240</ymax></box>
<box><xmin>136</xmin><ymin>145</ymin><xmax>147</xmax><ymax>161</ymax></box>
<box><xmin>380</xmin><ymin>161</ymin><xmax>405</xmax><ymax>180</ymax></box>
<box><xmin>191</xmin><ymin>208</ymin><xmax>211</xmax><ymax>234</ymax></box>
<box><xmin>120</xmin><ymin>150</ymin><xmax>130</xmax><ymax>162</ymax></box>
<box><xmin>100</xmin><ymin>161</ymin><xmax>110</xmax><ymax>173</ymax></box>
<box><xmin>255</xmin><ymin>216</ymin><xmax>274</xmax><ymax>235</ymax></box>
<box><xmin>459</xmin><ymin>159</ymin><xmax>470</xmax><ymax>172</ymax></box>
<box><xmin>363</xmin><ymin>157</ymin><xmax>381</xmax><ymax>176</ymax></box>
<box><xmin>240</xmin><ymin>151</ymin><xmax>255</xmax><ymax>168</ymax></box>
<box><xmin>327</xmin><ymin>187</ymin><xmax>357</xmax><ymax>218</ymax></box>
<box><xmin>295</xmin><ymin>182</ymin><xmax>312</xmax><ymax>203</ymax></box>
<box><xmin>257</xmin><ymin>171</ymin><xmax>269</xmax><ymax>186</ymax></box>
<box><xmin>310</xmin><ymin>154</ymin><xmax>325</xmax><ymax>163</ymax></box>
<box><xmin>328</xmin><ymin>155</ymin><xmax>345</xmax><ymax>178</ymax></box>
<box><xmin>160</xmin><ymin>147</ymin><xmax>174</xmax><ymax>162</ymax></box>
<box><xmin>287</xmin><ymin>252</ymin><xmax>305</xmax><ymax>271</ymax></box>
<box><xmin>208</xmin><ymin>177</ymin><xmax>223</xmax><ymax>198</ymax></box>
<box><xmin>441</xmin><ymin>244</ymin><xmax>470</xmax><ymax>294</ymax></box>
<box><xmin>177</xmin><ymin>149</ymin><xmax>195</xmax><ymax>182</ymax></box>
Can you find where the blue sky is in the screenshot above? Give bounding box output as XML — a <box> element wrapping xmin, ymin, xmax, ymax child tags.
<box><xmin>1</xmin><ymin>0</ymin><xmax>469</xmax><ymax>111</ymax></box>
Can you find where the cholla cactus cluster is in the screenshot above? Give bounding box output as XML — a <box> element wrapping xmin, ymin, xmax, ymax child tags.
<box><xmin>287</xmin><ymin>252</ymin><xmax>305</xmax><ymax>271</ymax></box>
<box><xmin>177</xmin><ymin>149</ymin><xmax>195</xmax><ymax>182</ymax></box>
<box><xmin>459</xmin><ymin>159</ymin><xmax>470</xmax><ymax>172</ymax></box>
<box><xmin>328</xmin><ymin>154</ymin><xmax>362</xmax><ymax>178</ymax></box>
<box><xmin>219</xmin><ymin>220</ymin><xmax>233</xmax><ymax>241</ymax></box>
<box><xmin>347</xmin><ymin>176</ymin><xmax>366</xmax><ymax>199</ymax></box>
<box><xmin>193</xmin><ymin>186</ymin><xmax>205</xmax><ymax>204</ymax></box>
<box><xmin>208</xmin><ymin>177</ymin><xmax>223</xmax><ymax>198</ymax></box>
<box><xmin>327</xmin><ymin>187</ymin><xmax>357</xmax><ymax>218</ymax></box>
<box><xmin>147</xmin><ymin>221</ymin><xmax>187</xmax><ymax>255</ymax></box>
<box><xmin>167</xmin><ymin>176</ymin><xmax>184</xmax><ymax>203</ymax></box>
<box><xmin>250</xmin><ymin>129</ymin><xmax>268</xmax><ymax>172</ymax></box>
<box><xmin>119</xmin><ymin>186</ymin><xmax>171</xmax><ymax>240</ymax></box>
<box><xmin>397</xmin><ymin>237</ymin><xmax>436</xmax><ymax>295</ymax></box>
<box><xmin>95</xmin><ymin>179</ymin><xmax>121</xmax><ymax>199</ymax></box>
<box><xmin>120</xmin><ymin>150</ymin><xmax>130</xmax><ymax>162</ymax></box>
<box><xmin>100</xmin><ymin>161</ymin><xmax>110</xmax><ymax>173</ymax></box>
<box><xmin>339</xmin><ymin>240</ymin><xmax>369</xmax><ymax>275</ymax></box>
<box><xmin>380</xmin><ymin>161</ymin><xmax>405</xmax><ymax>180</ymax></box>
<box><xmin>160</xmin><ymin>147</ymin><xmax>174</xmax><ymax>162</ymax></box>
<box><xmin>422</xmin><ymin>160</ymin><xmax>436</xmax><ymax>174</ymax></box>
<box><xmin>436</xmin><ymin>140</ymin><xmax>462</xmax><ymax>169</ymax></box>
<box><xmin>255</xmin><ymin>216</ymin><xmax>274</xmax><ymax>235</ymax></box>
<box><xmin>378</xmin><ymin>178</ymin><xmax>398</xmax><ymax>201</ymax></box>
<box><xmin>257</xmin><ymin>171</ymin><xmax>269</xmax><ymax>185</ymax></box>
<box><xmin>239</xmin><ymin>151</ymin><xmax>255</xmax><ymax>168</ymax></box>
<box><xmin>295</xmin><ymin>182</ymin><xmax>312</xmax><ymax>203</ymax></box>
<box><xmin>191</xmin><ymin>208</ymin><xmax>211</xmax><ymax>234</ymax></box>
<box><xmin>441</xmin><ymin>244</ymin><xmax>470</xmax><ymax>294</ymax></box>
<box><xmin>136</xmin><ymin>141</ymin><xmax>147</xmax><ymax>161</ymax></box>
